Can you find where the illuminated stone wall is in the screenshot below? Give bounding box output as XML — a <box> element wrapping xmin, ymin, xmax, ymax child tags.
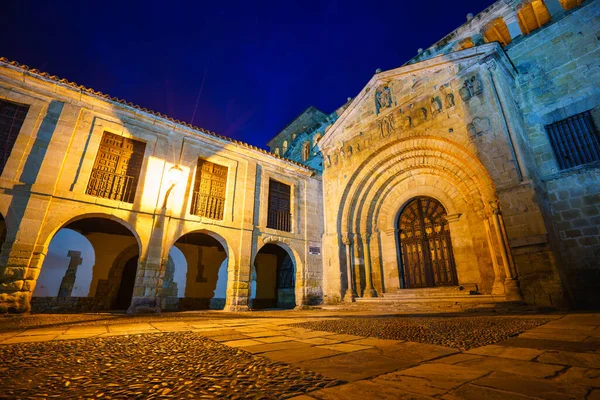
<box><xmin>0</xmin><ymin>60</ymin><xmax>324</xmax><ymax>313</ymax></box>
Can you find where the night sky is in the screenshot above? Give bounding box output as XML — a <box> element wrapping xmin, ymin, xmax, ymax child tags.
<box><xmin>3</xmin><ymin>0</ymin><xmax>486</xmax><ymax>149</ymax></box>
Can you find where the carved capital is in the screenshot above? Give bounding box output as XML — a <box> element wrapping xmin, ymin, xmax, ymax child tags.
<box><xmin>341</xmin><ymin>233</ymin><xmax>353</xmax><ymax>246</ymax></box>
<box><xmin>489</xmin><ymin>199</ymin><xmax>501</xmax><ymax>215</ymax></box>
<box><xmin>482</xmin><ymin>55</ymin><xmax>497</xmax><ymax>72</ymax></box>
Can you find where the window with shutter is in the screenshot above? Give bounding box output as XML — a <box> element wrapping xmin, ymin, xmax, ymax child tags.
<box><xmin>191</xmin><ymin>159</ymin><xmax>228</xmax><ymax>220</ymax></box>
<box><xmin>267</xmin><ymin>179</ymin><xmax>291</xmax><ymax>232</ymax></box>
<box><xmin>0</xmin><ymin>99</ymin><xmax>29</xmax><ymax>176</ymax></box>
<box><xmin>86</xmin><ymin>132</ymin><xmax>146</xmax><ymax>203</ymax></box>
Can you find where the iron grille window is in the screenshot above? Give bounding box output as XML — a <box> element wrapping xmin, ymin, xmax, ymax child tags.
<box><xmin>0</xmin><ymin>99</ymin><xmax>29</xmax><ymax>177</ymax></box>
<box><xmin>545</xmin><ymin>111</ymin><xmax>600</xmax><ymax>170</ymax></box>
<box><xmin>86</xmin><ymin>132</ymin><xmax>146</xmax><ymax>203</ymax></box>
<box><xmin>190</xmin><ymin>159</ymin><xmax>228</xmax><ymax>220</ymax></box>
<box><xmin>267</xmin><ymin>179</ymin><xmax>291</xmax><ymax>232</ymax></box>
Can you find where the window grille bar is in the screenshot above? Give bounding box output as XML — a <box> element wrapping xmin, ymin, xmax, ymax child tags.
<box><xmin>190</xmin><ymin>191</ymin><xmax>225</xmax><ymax>220</ymax></box>
<box><xmin>86</xmin><ymin>169</ymin><xmax>136</xmax><ymax>203</ymax></box>
<box><xmin>580</xmin><ymin>112</ymin><xmax>600</xmax><ymax>160</ymax></box>
<box><xmin>546</xmin><ymin>110</ymin><xmax>600</xmax><ymax>170</ymax></box>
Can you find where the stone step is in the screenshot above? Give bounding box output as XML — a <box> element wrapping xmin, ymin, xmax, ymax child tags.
<box><xmin>355</xmin><ymin>294</ymin><xmax>506</xmax><ymax>304</ymax></box>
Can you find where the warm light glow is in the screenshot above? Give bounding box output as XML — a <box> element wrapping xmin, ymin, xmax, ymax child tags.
<box><xmin>168</xmin><ymin>165</ymin><xmax>183</xmax><ymax>186</ymax></box>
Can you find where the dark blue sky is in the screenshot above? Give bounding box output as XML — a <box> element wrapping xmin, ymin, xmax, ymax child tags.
<box><xmin>4</xmin><ymin>0</ymin><xmax>486</xmax><ymax>148</ymax></box>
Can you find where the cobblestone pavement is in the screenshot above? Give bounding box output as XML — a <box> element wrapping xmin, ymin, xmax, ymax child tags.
<box><xmin>0</xmin><ymin>332</ymin><xmax>342</xmax><ymax>399</ymax></box>
<box><xmin>291</xmin><ymin>315</ymin><xmax>552</xmax><ymax>350</ymax></box>
<box><xmin>1</xmin><ymin>311</ymin><xmax>599</xmax><ymax>399</ymax></box>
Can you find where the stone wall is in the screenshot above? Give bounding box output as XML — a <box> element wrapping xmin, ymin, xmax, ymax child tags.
<box><xmin>507</xmin><ymin>1</ymin><xmax>600</xmax><ymax>307</ymax></box>
<box><xmin>0</xmin><ymin>59</ymin><xmax>324</xmax><ymax>313</ymax></box>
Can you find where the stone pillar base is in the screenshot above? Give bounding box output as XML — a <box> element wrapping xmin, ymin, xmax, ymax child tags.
<box><xmin>343</xmin><ymin>289</ymin><xmax>356</xmax><ymax>302</ymax></box>
<box><xmin>504</xmin><ymin>278</ymin><xmax>524</xmax><ymax>302</ymax></box>
<box><xmin>223</xmin><ymin>304</ymin><xmax>250</xmax><ymax>312</ymax></box>
<box><xmin>127</xmin><ymin>297</ymin><xmax>161</xmax><ymax>314</ymax></box>
<box><xmin>0</xmin><ymin>291</ymin><xmax>31</xmax><ymax>313</ymax></box>
<box><xmin>363</xmin><ymin>288</ymin><xmax>378</xmax><ymax>298</ymax></box>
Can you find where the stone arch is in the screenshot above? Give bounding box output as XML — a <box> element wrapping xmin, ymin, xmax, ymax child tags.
<box><xmin>338</xmin><ymin>136</ymin><xmax>496</xmax><ymax>237</ymax></box>
<box><xmin>40</xmin><ymin>212</ymin><xmax>143</xmax><ymax>257</ymax></box>
<box><xmin>167</xmin><ymin>229</ymin><xmax>230</xmax><ymax>310</ymax></box>
<box><xmin>334</xmin><ymin>136</ymin><xmax>500</xmax><ymax>297</ymax></box>
<box><xmin>252</xmin><ymin>240</ymin><xmax>299</xmax><ymax>309</ymax></box>
<box><xmin>31</xmin><ymin>214</ymin><xmax>143</xmax><ymax>312</ymax></box>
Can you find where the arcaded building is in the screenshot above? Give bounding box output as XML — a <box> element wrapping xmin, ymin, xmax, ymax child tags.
<box><xmin>0</xmin><ymin>0</ymin><xmax>598</xmax><ymax>313</ymax></box>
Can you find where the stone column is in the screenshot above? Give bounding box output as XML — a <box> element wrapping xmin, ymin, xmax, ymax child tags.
<box><xmin>490</xmin><ymin>200</ymin><xmax>524</xmax><ymax>301</ymax></box>
<box><xmin>504</xmin><ymin>12</ymin><xmax>523</xmax><ymax>40</ymax></box>
<box><xmin>58</xmin><ymin>250</ymin><xmax>83</xmax><ymax>298</ymax></box>
<box><xmin>362</xmin><ymin>233</ymin><xmax>377</xmax><ymax>297</ymax></box>
<box><xmin>224</xmin><ymin>230</ymin><xmax>252</xmax><ymax>312</ymax></box>
<box><xmin>341</xmin><ymin>233</ymin><xmax>356</xmax><ymax>302</ymax></box>
<box><xmin>483</xmin><ymin>218</ymin><xmax>506</xmax><ymax>295</ymax></box>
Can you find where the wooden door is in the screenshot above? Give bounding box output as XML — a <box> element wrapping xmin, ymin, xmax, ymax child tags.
<box><xmin>398</xmin><ymin>197</ymin><xmax>458</xmax><ymax>288</ymax></box>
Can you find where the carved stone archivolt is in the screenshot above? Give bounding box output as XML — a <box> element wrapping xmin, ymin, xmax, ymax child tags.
<box><xmin>467</xmin><ymin>117</ymin><xmax>491</xmax><ymax>138</ymax></box>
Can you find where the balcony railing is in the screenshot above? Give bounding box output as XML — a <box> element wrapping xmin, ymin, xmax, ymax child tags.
<box><xmin>267</xmin><ymin>209</ymin><xmax>292</xmax><ymax>232</ymax></box>
<box><xmin>86</xmin><ymin>169</ymin><xmax>136</xmax><ymax>203</ymax></box>
<box><xmin>191</xmin><ymin>192</ymin><xmax>225</xmax><ymax>220</ymax></box>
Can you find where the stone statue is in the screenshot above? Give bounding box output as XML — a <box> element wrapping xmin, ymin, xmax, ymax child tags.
<box><xmin>431</xmin><ymin>96</ymin><xmax>442</xmax><ymax>114</ymax></box>
<box><xmin>404</xmin><ymin>116</ymin><xmax>412</xmax><ymax>128</ymax></box>
<box><xmin>471</xmin><ymin>75</ymin><xmax>483</xmax><ymax>95</ymax></box>
<box><xmin>419</xmin><ymin>107</ymin><xmax>428</xmax><ymax>122</ymax></box>
<box><xmin>375</xmin><ymin>85</ymin><xmax>393</xmax><ymax>114</ymax></box>
<box><xmin>446</xmin><ymin>93</ymin><xmax>455</xmax><ymax>108</ymax></box>
<box><xmin>459</xmin><ymin>80</ymin><xmax>473</xmax><ymax>101</ymax></box>
<box><xmin>378</xmin><ymin>115</ymin><xmax>395</xmax><ymax>137</ymax></box>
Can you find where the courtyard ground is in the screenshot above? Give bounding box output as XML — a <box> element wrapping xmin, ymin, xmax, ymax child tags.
<box><xmin>0</xmin><ymin>309</ymin><xmax>598</xmax><ymax>399</ymax></box>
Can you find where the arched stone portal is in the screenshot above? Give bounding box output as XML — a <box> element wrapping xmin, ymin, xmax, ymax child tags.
<box><xmin>253</xmin><ymin>243</ymin><xmax>296</xmax><ymax>309</ymax></box>
<box><xmin>32</xmin><ymin>216</ymin><xmax>141</xmax><ymax>312</ymax></box>
<box><xmin>169</xmin><ymin>231</ymin><xmax>228</xmax><ymax>310</ymax></box>
<box><xmin>397</xmin><ymin>196</ymin><xmax>458</xmax><ymax>289</ymax></box>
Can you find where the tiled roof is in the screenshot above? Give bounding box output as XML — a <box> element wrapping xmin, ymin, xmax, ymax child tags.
<box><xmin>0</xmin><ymin>57</ymin><xmax>314</xmax><ymax>173</ymax></box>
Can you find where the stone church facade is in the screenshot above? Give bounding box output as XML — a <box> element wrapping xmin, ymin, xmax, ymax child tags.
<box><xmin>0</xmin><ymin>0</ymin><xmax>598</xmax><ymax>313</ymax></box>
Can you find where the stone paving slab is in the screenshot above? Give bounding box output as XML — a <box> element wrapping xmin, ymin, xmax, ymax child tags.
<box><xmin>262</xmin><ymin>346</ymin><xmax>342</xmax><ymax>363</ymax></box>
<box><xmin>538</xmin><ymin>350</ymin><xmax>600</xmax><ymax>368</ymax></box>
<box><xmin>221</xmin><ymin>338</ymin><xmax>264</xmax><ymax>347</ymax></box>
<box><xmin>308</xmin><ymin>379</ymin><xmax>437</xmax><ymax>399</ymax></box>
<box><xmin>317</xmin><ymin>343</ymin><xmax>372</xmax><ymax>353</ymax></box>
<box><xmin>365</xmin><ymin>341</ymin><xmax>459</xmax><ymax>363</ymax></box>
<box><xmin>294</xmin><ymin>349</ymin><xmax>415</xmax><ymax>382</ymax></box>
<box><xmin>374</xmin><ymin>363</ymin><xmax>489</xmax><ymax>396</ymax></box>
<box><xmin>497</xmin><ymin>336</ymin><xmax>600</xmax><ymax>352</ymax></box>
<box><xmin>465</xmin><ymin>344</ymin><xmax>544</xmax><ymax>361</ymax></box>
<box><xmin>471</xmin><ymin>371</ymin><xmax>589</xmax><ymax>399</ymax></box>
<box><xmin>553</xmin><ymin>366</ymin><xmax>600</xmax><ymax>387</ymax></box>
<box><xmin>295</xmin><ymin>337</ymin><xmax>342</xmax><ymax>345</ymax></box>
<box><xmin>440</xmin><ymin>383</ymin><xmax>537</xmax><ymax>399</ymax></box>
<box><xmin>434</xmin><ymin>353</ymin><xmax>564</xmax><ymax>378</ymax></box>
<box><xmin>238</xmin><ymin>340</ymin><xmax>313</xmax><ymax>354</ymax></box>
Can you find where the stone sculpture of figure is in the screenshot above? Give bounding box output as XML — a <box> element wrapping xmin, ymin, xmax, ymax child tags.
<box><xmin>404</xmin><ymin>116</ymin><xmax>412</xmax><ymax>129</ymax></box>
<box><xmin>378</xmin><ymin>115</ymin><xmax>395</xmax><ymax>138</ymax></box>
<box><xmin>471</xmin><ymin>75</ymin><xmax>483</xmax><ymax>95</ymax></box>
<box><xmin>325</xmin><ymin>155</ymin><xmax>332</xmax><ymax>167</ymax></box>
<box><xmin>419</xmin><ymin>107</ymin><xmax>428</xmax><ymax>122</ymax></box>
<box><xmin>431</xmin><ymin>96</ymin><xmax>442</xmax><ymax>114</ymax></box>
<box><xmin>339</xmin><ymin>148</ymin><xmax>346</xmax><ymax>160</ymax></box>
<box><xmin>459</xmin><ymin>79</ymin><xmax>473</xmax><ymax>101</ymax></box>
<box><xmin>446</xmin><ymin>93</ymin><xmax>455</xmax><ymax>108</ymax></box>
<box><xmin>375</xmin><ymin>85</ymin><xmax>393</xmax><ymax>114</ymax></box>
<box><xmin>347</xmin><ymin>146</ymin><xmax>353</xmax><ymax>157</ymax></box>
<box><xmin>467</xmin><ymin>117</ymin><xmax>491</xmax><ymax>137</ymax></box>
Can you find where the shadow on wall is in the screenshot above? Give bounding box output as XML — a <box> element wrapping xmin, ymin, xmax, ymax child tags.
<box><xmin>252</xmin><ymin>243</ymin><xmax>295</xmax><ymax>310</ymax></box>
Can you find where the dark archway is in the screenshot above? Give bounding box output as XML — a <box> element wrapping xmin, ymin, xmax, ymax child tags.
<box><xmin>253</xmin><ymin>243</ymin><xmax>295</xmax><ymax>309</ymax></box>
<box><xmin>397</xmin><ymin>196</ymin><xmax>458</xmax><ymax>289</ymax></box>
<box><xmin>33</xmin><ymin>216</ymin><xmax>140</xmax><ymax>313</ymax></box>
<box><xmin>0</xmin><ymin>213</ymin><xmax>6</xmax><ymax>251</ymax></box>
<box><xmin>114</xmin><ymin>256</ymin><xmax>138</xmax><ymax>310</ymax></box>
<box><xmin>170</xmin><ymin>231</ymin><xmax>228</xmax><ymax>310</ymax></box>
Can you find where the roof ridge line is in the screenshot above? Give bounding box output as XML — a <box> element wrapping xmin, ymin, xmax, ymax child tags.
<box><xmin>0</xmin><ymin>57</ymin><xmax>314</xmax><ymax>173</ymax></box>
